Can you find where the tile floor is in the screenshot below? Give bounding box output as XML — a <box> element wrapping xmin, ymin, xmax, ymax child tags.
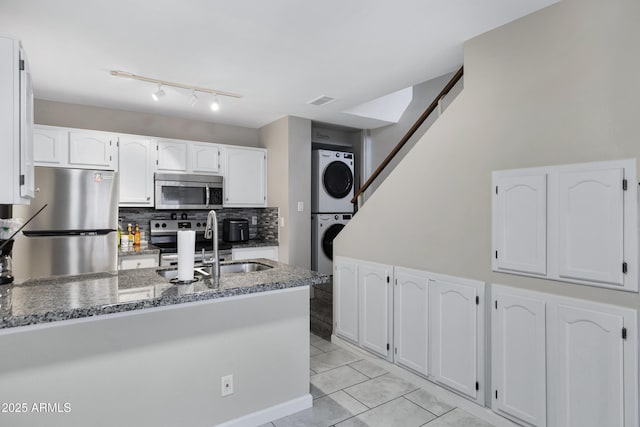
<box><xmin>262</xmin><ymin>333</ymin><xmax>495</xmax><ymax>427</ymax></box>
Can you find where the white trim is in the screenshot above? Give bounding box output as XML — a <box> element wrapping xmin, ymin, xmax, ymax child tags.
<box><xmin>215</xmin><ymin>394</ymin><xmax>312</xmax><ymax>427</ymax></box>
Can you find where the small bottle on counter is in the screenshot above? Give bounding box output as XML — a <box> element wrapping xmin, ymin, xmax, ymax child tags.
<box><xmin>128</xmin><ymin>223</ymin><xmax>133</xmax><ymax>244</ymax></box>
<box><xmin>134</xmin><ymin>224</ymin><xmax>140</xmax><ymax>245</ymax></box>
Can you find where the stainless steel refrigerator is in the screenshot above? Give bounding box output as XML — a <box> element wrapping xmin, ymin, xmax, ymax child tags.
<box><xmin>12</xmin><ymin>167</ymin><xmax>119</xmax><ymax>281</ymax></box>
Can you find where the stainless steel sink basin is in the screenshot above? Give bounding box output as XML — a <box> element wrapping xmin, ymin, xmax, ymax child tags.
<box><xmin>157</xmin><ymin>262</ymin><xmax>272</xmax><ymax>280</ymax></box>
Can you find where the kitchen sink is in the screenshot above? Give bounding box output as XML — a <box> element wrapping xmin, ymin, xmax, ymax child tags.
<box><xmin>156</xmin><ymin>262</ymin><xmax>272</xmax><ymax>280</ymax></box>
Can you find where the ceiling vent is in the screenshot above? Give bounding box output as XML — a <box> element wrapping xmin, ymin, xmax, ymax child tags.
<box><xmin>307</xmin><ymin>95</ymin><xmax>336</xmax><ymax>106</ymax></box>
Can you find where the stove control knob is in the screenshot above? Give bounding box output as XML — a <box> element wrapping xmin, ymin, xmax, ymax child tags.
<box><xmin>161</xmin><ymin>223</ymin><xmax>167</xmax><ymax>228</ymax></box>
<box><xmin>197</xmin><ymin>222</ymin><xmax>201</xmax><ymax>227</ymax></box>
<box><xmin>154</xmin><ymin>223</ymin><xmax>160</xmax><ymax>228</ymax></box>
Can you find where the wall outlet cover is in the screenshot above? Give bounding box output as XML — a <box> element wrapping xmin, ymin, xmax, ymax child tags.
<box><xmin>221</xmin><ymin>374</ymin><xmax>234</xmax><ymax>397</ymax></box>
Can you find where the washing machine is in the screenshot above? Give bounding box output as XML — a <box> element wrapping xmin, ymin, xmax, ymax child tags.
<box><xmin>312</xmin><ymin>149</ymin><xmax>354</xmax><ymax>213</ymax></box>
<box><xmin>312</xmin><ymin>213</ymin><xmax>352</xmax><ymax>274</ymax></box>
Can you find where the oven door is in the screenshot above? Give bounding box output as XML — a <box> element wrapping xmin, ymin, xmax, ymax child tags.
<box><xmin>155</xmin><ymin>179</ymin><xmax>222</xmax><ymax>210</ymax></box>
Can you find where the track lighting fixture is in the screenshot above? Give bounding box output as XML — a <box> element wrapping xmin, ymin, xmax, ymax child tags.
<box><xmin>111</xmin><ymin>70</ymin><xmax>241</xmax><ymax>112</ymax></box>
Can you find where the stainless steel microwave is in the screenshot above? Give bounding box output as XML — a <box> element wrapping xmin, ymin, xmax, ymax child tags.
<box><xmin>154</xmin><ymin>173</ymin><xmax>223</xmax><ymax>210</ymax></box>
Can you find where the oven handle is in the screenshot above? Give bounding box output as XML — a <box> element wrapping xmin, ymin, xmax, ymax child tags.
<box><xmin>205</xmin><ymin>184</ymin><xmax>210</xmax><ymax>207</ymax></box>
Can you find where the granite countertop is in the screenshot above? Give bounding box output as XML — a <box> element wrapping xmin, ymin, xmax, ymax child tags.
<box><xmin>0</xmin><ymin>259</ymin><xmax>329</xmax><ymax>330</ymax></box>
<box><xmin>229</xmin><ymin>238</ymin><xmax>278</xmax><ymax>249</ymax></box>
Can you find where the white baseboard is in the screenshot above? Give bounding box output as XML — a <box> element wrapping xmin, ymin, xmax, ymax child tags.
<box><xmin>215</xmin><ymin>394</ymin><xmax>312</xmax><ymax>427</ymax></box>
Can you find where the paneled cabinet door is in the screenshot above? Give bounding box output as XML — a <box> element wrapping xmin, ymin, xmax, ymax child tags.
<box><xmin>494</xmin><ymin>172</ymin><xmax>547</xmax><ymax>275</ymax></box>
<box><xmin>492</xmin><ymin>287</ymin><xmax>546</xmax><ymax>427</ymax></box>
<box><xmin>224</xmin><ymin>147</ymin><xmax>266</xmax><ymax>207</ymax></box>
<box><xmin>190</xmin><ymin>143</ymin><xmax>221</xmax><ymax>174</ymax></box>
<box><xmin>358</xmin><ymin>262</ymin><xmax>393</xmax><ymax>360</ymax></box>
<box><xmin>68</xmin><ymin>130</ymin><xmax>115</xmax><ymax>169</ymax></box>
<box><xmin>394</xmin><ymin>268</ymin><xmax>429</xmax><ymax>375</ymax></box>
<box><xmin>557</xmin><ymin>167</ymin><xmax>624</xmax><ymax>286</ymax></box>
<box><xmin>118</xmin><ymin>137</ymin><xmax>156</xmax><ymax>207</ymax></box>
<box><xmin>33</xmin><ymin>126</ymin><xmax>65</xmax><ymax>166</ymax></box>
<box><xmin>334</xmin><ymin>257</ymin><xmax>358</xmax><ymax>343</ymax></box>
<box><xmin>554</xmin><ymin>303</ymin><xmax>630</xmax><ymax>427</ymax></box>
<box><xmin>157</xmin><ymin>140</ymin><xmax>188</xmax><ymax>172</ymax></box>
<box><xmin>429</xmin><ymin>278</ymin><xmax>480</xmax><ymax>401</ymax></box>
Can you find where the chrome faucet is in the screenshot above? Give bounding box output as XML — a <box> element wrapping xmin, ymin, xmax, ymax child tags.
<box><xmin>203</xmin><ymin>209</ymin><xmax>220</xmax><ymax>288</ymax></box>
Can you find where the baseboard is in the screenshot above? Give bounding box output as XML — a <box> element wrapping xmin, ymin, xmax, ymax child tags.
<box><xmin>215</xmin><ymin>394</ymin><xmax>312</xmax><ymax>427</ymax></box>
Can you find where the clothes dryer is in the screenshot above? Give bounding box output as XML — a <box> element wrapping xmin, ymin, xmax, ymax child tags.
<box><xmin>312</xmin><ymin>149</ymin><xmax>354</xmax><ymax>213</ymax></box>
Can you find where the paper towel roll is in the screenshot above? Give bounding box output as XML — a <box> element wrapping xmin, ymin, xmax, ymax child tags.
<box><xmin>177</xmin><ymin>230</ymin><xmax>195</xmax><ymax>282</ymax></box>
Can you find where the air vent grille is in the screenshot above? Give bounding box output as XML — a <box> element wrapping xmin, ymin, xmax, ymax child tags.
<box><xmin>307</xmin><ymin>95</ymin><xmax>336</xmax><ymax>106</ymax></box>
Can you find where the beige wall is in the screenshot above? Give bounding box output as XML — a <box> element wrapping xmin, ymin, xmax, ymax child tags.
<box><xmin>335</xmin><ymin>0</ymin><xmax>640</xmax><ymax>308</ymax></box>
<box><xmin>35</xmin><ymin>99</ymin><xmax>259</xmax><ymax>146</ymax></box>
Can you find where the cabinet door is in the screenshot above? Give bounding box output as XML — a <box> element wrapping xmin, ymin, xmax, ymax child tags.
<box><xmin>359</xmin><ymin>261</ymin><xmax>393</xmax><ymax>360</ymax></box>
<box><xmin>334</xmin><ymin>257</ymin><xmax>358</xmax><ymax>344</ymax></box>
<box><xmin>33</xmin><ymin>126</ymin><xmax>66</xmax><ymax>166</ymax></box>
<box><xmin>557</xmin><ymin>168</ymin><xmax>624</xmax><ymax>286</ymax></box>
<box><xmin>394</xmin><ymin>268</ymin><xmax>428</xmax><ymax>375</ymax></box>
<box><xmin>494</xmin><ymin>173</ymin><xmax>547</xmax><ymax>275</ymax></box>
<box><xmin>429</xmin><ymin>278</ymin><xmax>479</xmax><ymax>400</ymax></box>
<box><xmin>492</xmin><ymin>287</ymin><xmax>546</xmax><ymax>427</ymax></box>
<box><xmin>157</xmin><ymin>140</ymin><xmax>188</xmax><ymax>172</ymax></box>
<box><xmin>190</xmin><ymin>143</ymin><xmax>221</xmax><ymax>174</ymax></box>
<box><xmin>119</xmin><ymin>254</ymin><xmax>159</xmax><ymax>270</ymax></box>
<box><xmin>68</xmin><ymin>131</ymin><xmax>115</xmax><ymax>169</ymax></box>
<box><xmin>554</xmin><ymin>304</ymin><xmax>627</xmax><ymax>427</ymax></box>
<box><xmin>119</xmin><ymin>137</ymin><xmax>156</xmax><ymax>207</ymax></box>
<box><xmin>224</xmin><ymin>147</ymin><xmax>266</xmax><ymax>207</ymax></box>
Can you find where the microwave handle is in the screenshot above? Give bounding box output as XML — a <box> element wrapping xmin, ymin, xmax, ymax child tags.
<box><xmin>205</xmin><ymin>184</ymin><xmax>210</xmax><ymax>207</ymax></box>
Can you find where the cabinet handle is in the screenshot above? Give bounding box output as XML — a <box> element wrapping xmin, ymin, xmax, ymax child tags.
<box><xmin>146</xmin><ymin>197</ymin><xmax>150</xmax><ymax>201</ymax></box>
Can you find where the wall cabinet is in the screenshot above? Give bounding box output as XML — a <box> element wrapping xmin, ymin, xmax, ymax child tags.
<box><xmin>393</xmin><ymin>267</ymin><xmax>429</xmax><ymax>376</ymax></box>
<box><xmin>334</xmin><ymin>257</ymin><xmax>359</xmax><ymax>344</ymax></box>
<box><xmin>68</xmin><ymin>130</ymin><xmax>117</xmax><ymax>169</ymax></box>
<box><xmin>358</xmin><ymin>261</ymin><xmax>393</xmax><ymax>360</ymax></box>
<box><xmin>493</xmin><ymin>159</ymin><xmax>638</xmax><ymax>292</ymax></box>
<box><xmin>231</xmin><ymin>246</ymin><xmax>278</xmax><ymax>261</ymax></box>
<box><xmin>157</xmin><ymin>139</ymin><xmax>222</xmax><ymax>175</ymax></box>
<box><xmin>118</xmin><ymin>137</ymin><xmax>156</xmax><ymax>207</ymax></box>
<box><xmin>33</xmin><ymin>126</ymin><xmax>66</xmax><ymax>165</ymax></box>
<box><xmin>491</xmin><ymin>285</ymin><xmax>547</xmax><ymax>427</ymax></box>
<box><xmin>157</xmin><ymin>140</ymin><xmax>188</xmax><ymax>172</ymax></box>
<box><xmin>190</xmin><ymin>142</ymin><xmax>221</xmax><ymax>174</ymax></box>
<box><xmin>429</xmin><ymin>275</ymin><xmax>484</xmax><ymax>403</ymax></box>
<box><xmin>224</xmin><ymin>146</ymin><xmax>267</xmax><ymax>207</ymax></box>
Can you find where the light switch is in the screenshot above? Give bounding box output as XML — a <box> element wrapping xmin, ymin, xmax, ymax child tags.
<box><xmin>297</xmin><ymin>201</ymin><xmax>304</xmax><ymax>212</ymax></box>
<box><xmin>280</xmin><ymin>217</ymin><xmax>285</xmax><ymax>227</ymax></box>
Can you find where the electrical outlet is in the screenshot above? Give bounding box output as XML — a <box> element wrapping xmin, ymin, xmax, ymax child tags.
<box><xmin>221</xmin><ymin>374</ymin><xmax>234</xmax><ymax>397</ymax></box>
<box><xmin>297</xmin><ymin>201</ymin><xmax>304</xmax><ymax>212</ymax></box>
<box><xmin>251</xmin><ymin>216</ymin><xmax>257</xmax><ymax>225</ymax></box>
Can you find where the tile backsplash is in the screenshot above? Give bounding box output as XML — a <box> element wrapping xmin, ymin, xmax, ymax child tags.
<box><xmin>119</xmin><ymin>207</ymin><xmax>278</xmax><ymax>242</ymax></box>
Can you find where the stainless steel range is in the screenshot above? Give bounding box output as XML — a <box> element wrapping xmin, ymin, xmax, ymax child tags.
<box><xmin>150</xmin><ymin>219</ymin><xmax>232</xmax><ymax>267</ymax></box>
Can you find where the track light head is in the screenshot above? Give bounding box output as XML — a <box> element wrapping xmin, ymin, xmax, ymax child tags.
<box><xmin>210</xmin><ymin>94</ymin><xmax>220</xmax><ymax>111</ymax></box>
<box><xmin>152</xmin><ymin>85</ymin><xmax>165</xmax><ymax>101</ymax></box>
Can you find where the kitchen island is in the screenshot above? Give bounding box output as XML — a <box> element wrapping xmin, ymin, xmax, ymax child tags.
<box><xmin>0</xmin><ymin>260</ymin><xmax>329</xmax><ymax>427</ymax></box>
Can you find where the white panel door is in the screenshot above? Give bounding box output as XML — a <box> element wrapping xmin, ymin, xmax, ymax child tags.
<box><xmin>334</xmin><ymin>257</ymin><xmax>358</xmax><ymax>344</ymax></box>
<box><xmin>494</xmin><ymin>173</ymin><xmax>547</xmax><ymax>275</ymax></box>
<box><xmin>68</xmin><ymin>131</ymin><xmax>115</xmax><ymax>169</ymax></box>
<box><xmin>555</xmin><ymin>304</ymin><xmax>625</xmax><ymax>427</ymax></box>
<box><xmin>157</xmin><ymin>140</ymin><xmax>188</xmax><ymax>172</ymax></box>
<box><xmin>394</xmin><ymin>268</ymin><xmax>428</xmax><ymax>375</ymax></box>
<box><xmin>118</xmin><ymin>137</ymin><xmax>156</xmax><ymax>207</ymax></box>
<box><xmin>190</xmin><ymin>143</ymin><xmax>221</xmax><ymax>174</ymax></box>
<box><xmin>492</xmin><ymin>286</ymin><xmax>546</xmax><ymax>426</ymax></box>
<box><xmin>429</xmin><ymin>278</ymin><xmax>478</xmax><ymax>400</ymax></box>
<box><xmin>224</xmin><ymin>147</ymin><xmax>266</xmax><ymax>207</ymax></box>
<box><xmin>33</xmin><ymin>126</ymin><xmax>66</xmax><ymax>165</ymax></box>
<box><xmin>359</xmin><ymin>261</ymin><xmax>392</xmax><ymax>359</ymax></box>
<box><xmin>557</xmin><ymin>168</ymin><xmax>624</xmax><ymax>286</ymax></box>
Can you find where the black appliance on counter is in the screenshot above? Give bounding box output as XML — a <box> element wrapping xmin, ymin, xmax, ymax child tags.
<box><xmin>223</xmin><ymin>218</ymin><xmax>249</xmax><ymax>242</ymax></box>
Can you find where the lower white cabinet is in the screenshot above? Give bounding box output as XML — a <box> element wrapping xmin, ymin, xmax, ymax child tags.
<box><xmin>231</xmin><ymin>246</ymin><xmax>278</xmax><ymax>261</ymax></box>
<box><xmin>429</xmin><ymin>275</ymin><xmax>484</xmax><ymax>403</ymax></box>
<box><xmin>118</xmin><ymin>254</ymin><xmax>159</xmax><ymax>270</ymax></box>
<box><xmin>492</xmin><ymin>285</ymin><xmax>547</xmax><ymax>427</ymax></box>
<box><xmin>334</xmin><ymin>257</ymin><xmax>359</xmax><ymax>344</ymax></box>
<box><xmin>358</xmin><ymin>261</ymin><xmax>393</xmax><ymax>360</ymax></box>
<box><xmin>393</xmin><ymin>267</ymin><xmax>429</xmax><ymax>375</ymax></box>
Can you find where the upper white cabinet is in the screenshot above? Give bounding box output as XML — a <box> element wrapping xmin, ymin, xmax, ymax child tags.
<box><xmin>224</xmin><ymin>146</ymin><xmax>267</xmax><ymax>207</ymax></box>
<box><xmin>334</xmin><ymin>257</ymin><xmax>359</xmax><ymax>344</ymax></box>
<box><xmin>358</xmin><ymin>261</ymin><xmax>393</xmax><ymax>360</ymax></box>
<box><xmin>118</xmin><ymin>137</ymin><xmax>156</xmax><ymax>207</ymax></box>
<box><xmin>394</xmin><ymin>267</ymin><xmax>429</xmax><ymax>376</ymax></box>
<box><xmin>492</xmin><ymin>285</ymin><xmax>547</xmax><ymax>427</ymax></box>
<box><xmin>429</xmin><ymin>275</ymin><xmax>484</xmax><ymax>404</ymax></box>
<box><xmin>68</xmin><ymin>130</ymin><xmax>117</xmax><ymax>169</ymax></box>
<box><xmin>0</xmin><ymin>37</ymin><xmax>34</xmax><ymax>204</ymax></box>
<box><xmin>157</xmin><ymin>140</ymin><xmax>188</xmax><ymax>172</ymax></box>
<box><xmin>493</xmin><ymin>159</ymin><xmax>638</xmax><ymax>292</ymax></box>
<box><xmin>190</xmin><ymin>142</ymin><xmax>221</xmax><ymax>174</ymax></box>
<box><xmin>33</xmin><ymin>125</ymin><xmax>66</xmax><ymax>165</ymax></box>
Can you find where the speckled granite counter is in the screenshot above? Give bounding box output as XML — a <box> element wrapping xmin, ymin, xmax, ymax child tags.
<box><xmin>0</xmin><ymin>259</ymin><xmax>329</xmax><ymax>330</ymax></box>
<box><xmin>229</xmin><ymin>239</ymin><xmax>278</xmax><ymax>249</ymax></box>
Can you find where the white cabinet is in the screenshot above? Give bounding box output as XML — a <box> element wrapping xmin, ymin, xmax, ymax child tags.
<box><xmin>429</xmin><ymin>275</ymin><xmax>484</xmax><ymax>403</ymax></box>
<box><xmin>157</xmin><ymin>140</ymin><xmax>188</xmax><ymax>172</ymax></box>
<box><xmin>224</xmin><ymin>146</ymin><xmax>266</xmax><ymax>207</ymax></box>
<box><xmin>0</xmin><ymin>37</ymin><xmax>34</xmax><ymax>204</ymax></box>
<box><xmin>231</xmin><ymin>246</ymin><xmax>278</xmax><ymax>261</ymax></box>
<box><xmin>33</xmin><ymin>125</ymin><xmax>66</xmax><ymax>165</ymax></box>
<box><xmin>118</xmin><ymin>137</ymin><xmax>156</xmax><ymax>207</ymax></box>
<box><xmin>491</xmin><ymin>285</ymin><xmax>547</xmax><ymax>427</ymax></box>
<box><xmin>550</xmin><ymin>300</ymin><xmax>636</xmax><ymax>427</ymax></box>
<box><xmin>334</xmin><ymin>257</ymin><xmax>359</xmax><ymax>344</ymax></box>
<box><xmin>394</xmin><ymin>267</ymin><xmax>429</xmax><ymax>376</ymax></box>
<box><xmin>358</xmin><ymin>261</ymin><xmax>393</xmax><ymax>360</ymax></box>
<box><xmin>68</xmin><ymin>130</ymin><xmax>117</xmax><ymax>169</ymax></box>
<box><xmin>190</xmin><ymin>142</ymin><xmax>221</xmax><ymax>174</ymax></box>
<box><xmin>493</xmin><ymin>159</ymin><xmax>638</xmax><ymax>292</ymax></box>
<box><xmin>118</xmin><ymin>254</ymin><xmax>159</xmax><ymax>270</ymax></box>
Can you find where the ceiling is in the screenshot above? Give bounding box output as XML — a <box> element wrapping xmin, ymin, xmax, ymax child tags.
<box><xmin>0</xmin><ymin>0</ymin><xmax>557</xmax><ymax>130</ymax></box>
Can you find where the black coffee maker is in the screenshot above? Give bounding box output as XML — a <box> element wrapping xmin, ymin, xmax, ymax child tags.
<box><xmin>0</xmin><ymin>239</ymin><xmax>14</xmax><ymax>285</ymax></box>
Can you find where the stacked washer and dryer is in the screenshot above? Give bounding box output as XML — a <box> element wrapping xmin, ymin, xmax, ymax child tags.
<box><xmin>311</xmin><ymin>149</ymin><xmax>354</xmax><ymax>275</ymax></box>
